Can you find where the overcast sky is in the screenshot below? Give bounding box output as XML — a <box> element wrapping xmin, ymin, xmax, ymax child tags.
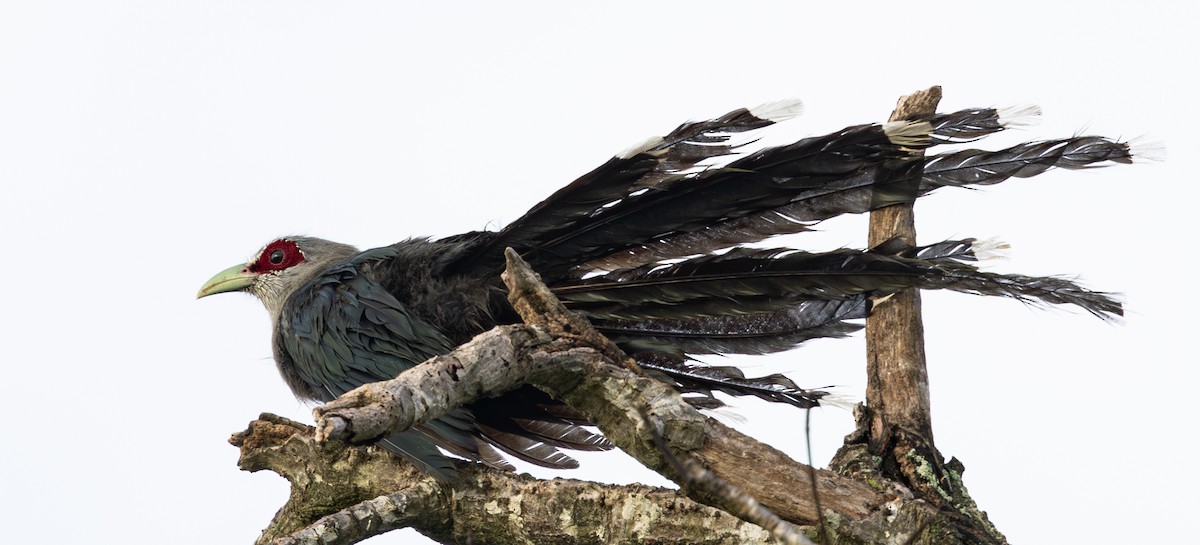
<box><xmin>1</xmin><ymin>2</ymin><xmax>1194</xmax><ymax>544</ymax></box>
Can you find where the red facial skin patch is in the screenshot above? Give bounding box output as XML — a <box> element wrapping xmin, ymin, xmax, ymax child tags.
<box><xmin>249</xmin><ymin>239</ymin><xmax>305</xmax><ymax>273</ymax></box>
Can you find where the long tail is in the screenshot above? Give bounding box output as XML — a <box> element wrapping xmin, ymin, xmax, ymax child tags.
<box><xmin>518</xmin><ymin>118</ymin><xmax>934</xmax><ymax>278</ymax></box>
<box><xmin>431</xmin><ymin>102</ymin><xmax>1134</xmax><ymax>413</ymax></box>
<box><xmin>454</xmin><ymin>101</ymin><xmax>1131</xmax><ymax>276</ymax></box>
<box><xmin>577</xmin><ymin>135</ymin><xmax>1134</xmax><ymax>272</ymax></box>
<box><xmin>559</xmin><ymin>247</ymin><xmax>1120</xmax><ymax>320</ymax></box>
<box><xmin>454</xmin><ymin>99</ymin><xmax>809</xmax><ymax>274</ymax></box>
<box><xmin>559</xmin><ymin>239</ymin><xmax>1120</xmax><ymax>334</ymax></box>
<box><xmin>637</xmin><ymin>352</ymin><xmax>832</xmax><ymax>410</ymax></box>
<box><xmin>452</xmin><ymin>103</ymin><xmax>1033</xmax><ymax>275</ymax></box>
<box><xmin>572</xmin><ymin>238</ymin><xmax>1117</xmax><ymax>408</ymax></box>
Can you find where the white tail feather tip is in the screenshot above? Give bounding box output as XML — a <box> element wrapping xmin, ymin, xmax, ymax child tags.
<box><xmin>997</xmin><ymin>105</ymin><xmax>1043</xmax><ymax>127</ymax></box>
<box><xmin>706</xmin><ymin>405</ymin><xmax>748</xmax><ymax>426</ymax></box>
<box><xmin>816</xmin><ymin>387</ymin><xmax>861</xmax><ymax>411</ymax></box>
<box><xmin>616</xmin><ymin>135</ymin><xmax>665</xmax><ymax>160</ymax></box>
<box><xmin>1128</xmin><ymin>136</ymin><xmax>1166</xmax><ymax>162</ymax></box>
<box><xmin>748</xmin><ymin>98</ymin><xmax>805</xmax><ymax>122</ymax></box>
<box><xmin>969</xmin><ymin>238</ymin><xmax>1011</xmax><ymax>261</ymax></box>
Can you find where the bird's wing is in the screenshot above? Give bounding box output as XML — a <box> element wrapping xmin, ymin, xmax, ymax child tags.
<box><xmin>278</xmin><ymin>251</ymin><xmax>607</xmax><ymax>477</ymax></box>
<box><xmin>278</xmin><ymin>255</ymin><xmax>480</xmax><ymax>478</ymax></box>
<box><xmin>281</xmin><ymin>263</ymin><xmax>456</xmax><ymax>400</ymax></box>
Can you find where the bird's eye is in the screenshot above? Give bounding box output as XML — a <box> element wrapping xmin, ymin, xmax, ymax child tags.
<box><xmin>250</xmin><ymin>239</ymin><xmax>304</xmax><ymax>273</ymax></box>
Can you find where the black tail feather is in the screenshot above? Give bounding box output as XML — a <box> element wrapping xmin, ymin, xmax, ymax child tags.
<box><xmin>636</xmin><ymin>354</ymin><xmax>830</xmax><ymax>409</ymax></box>
<box><xmin>558</xmin><ymin>246</ymin><xmax>1121</xmax><ymax>321</ymax></box>
<box><xmin>457</xmin><ymin>101</ymin><xmax>805</xmax><ymax>274</ymax></box>
<box><xmin>922</xmin><ymin>137</ymin><xmax>1133</xmax><ymax>189</ymax></box>
<box><xmin>516</xmin><ymin>120</ymin><xmax>933</xmax><ymax>277</ymax></box>
<box><xmin>474</xmin><ymin>422</ymin><xmax>582</xmax><ymax>469</ymax></box>
<box><xmin>445</xmin><ymin>104</ymin><xmax>1124</xmax><ymax>280</ymax></box>
<box><xmin>599</xmin><ymin>298</ymin><xmax>869</xmax><ymax>355</ymax></box>
<box><xmin>927</xmin><ymin>107</ymin><xmax>1035</xmax><ymax>144</ymax></box>
<box><xmin>567</xmin><ymin>133</ymin><xmax>1129</xmax><ymax>273</ymax></box>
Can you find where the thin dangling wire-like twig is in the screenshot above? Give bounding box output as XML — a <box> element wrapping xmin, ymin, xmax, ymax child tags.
<box><xmin>806</xmin><ymin>408</ymin><xmax>828</xmax><ymax>545</ymax></box>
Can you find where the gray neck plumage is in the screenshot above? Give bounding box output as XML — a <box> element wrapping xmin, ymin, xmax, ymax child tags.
<box><xmin>252</xmin><ymin>237</ymin><xmax>360</xmax><ymax>322</ymax></box>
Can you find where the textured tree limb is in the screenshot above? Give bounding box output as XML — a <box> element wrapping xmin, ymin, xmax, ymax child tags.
<box><xmin>236</xmin><ymin>412</ymin><xmax>976</xmax><ymax>545</ymax></box>
<box><xmin>865</xmin><ymin>85</ymin><xmax>941</xmax><ymax>453</ymax></box>
<box><xmin>232</xmin><ymin>415</ymin><xmax>783</xmax><ymax>545</ymax></box>
<box><xmin>231</xmin><ymin>415</ymin><xmax>447</xmax><ymax>545</ymax></box>
<box><xmin>642</xmin><ymin>406</ymin><xmax>816</xmax><ymax>545</ymax></box>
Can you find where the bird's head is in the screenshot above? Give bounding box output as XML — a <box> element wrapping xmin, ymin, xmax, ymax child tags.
<box><xmin>197</xmin><ymin>237</ymin><xmax>357</xmax><ymax>315</ymax></box>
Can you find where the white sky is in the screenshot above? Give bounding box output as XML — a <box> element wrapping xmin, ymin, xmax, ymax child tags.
<box><xmin>1</xmin><ymin>2</ymin><xmax>1194</xmax><ymax>544</ymax></box>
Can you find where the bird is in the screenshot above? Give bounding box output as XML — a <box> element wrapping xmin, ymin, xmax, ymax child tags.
<box><xmin>199</xmin><ymin>100</ymin><xmax>1135</xmax><ymax>478</ymax></box>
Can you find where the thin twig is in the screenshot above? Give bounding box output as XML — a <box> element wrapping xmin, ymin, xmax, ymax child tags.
<box><xmin>805</xmin><ymin>408</ymin><xmax>828</xmax><ymax>545</ymax></box>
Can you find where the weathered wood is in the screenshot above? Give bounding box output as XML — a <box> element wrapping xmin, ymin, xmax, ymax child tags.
<box><xmin>865</xmin><ymin>85</ymin><xmax>941</xmax><ymax>453</ymax></box>
<box><xmin>313</xmin><ymin>324</ymin><xmax>550</xmax><ymax>445</ymax></box>
<box><xmin>231</xmin><ymin>415</ymin><xmax>449</xmax><ymax>545</ymax></box>
<box><xmin>234</xmin><ymin>415</ymin><xmax>783</xmax><ymax>545</ymax></box>
<box><xmin>835</xmin><ymin>86</ymin><xmax>1008</xmax><ymax>545</ymax></box>
<box><xmin>238</xmin><ymin>411</ymin><xmax>996</xmax><ymax>545</ymax></box>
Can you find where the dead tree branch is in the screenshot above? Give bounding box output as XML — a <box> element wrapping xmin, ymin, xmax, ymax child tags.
<box><xmin>232</xmin><ymin>415</ymin><xmax>782</xmax><ymax>545</ymax></box>
<box><xmin>865</xmin><ymin>85</ymin><xmax>941</xmax><ymax>451</ymax></box>
<box><xmin>832</xmin><ymin>86</ymin><xmax>1006</xmax><ymax>545</ymax></box>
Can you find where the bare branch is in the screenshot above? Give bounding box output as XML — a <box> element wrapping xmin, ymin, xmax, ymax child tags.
<box><xmin>865</xmin><ymin>85</ymin><xmax>941</xmax><ymax>452</ymax></box>
<box><xmin>237</xmin><ymin>413</ymin><xmax>979</xmax><ymax>545</ymax></box>
<box><xmin>643</xmin><ymin>406</ymin><xmax>816</xmax><ymax>545</ymax></box>
<box><xmin>830</xmin><ymin>86</ymin><xmax>1009</xmax><ymax>545</ymax></box>
<box><xmin>234</xmin><ymin>415</ymin><xmax>794</xmax><ymax>545</ymax></box>
<box><xmin>313</xmin><ymin>325</ymin><xmax>551</xmax><ymax>444</ymax></box>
